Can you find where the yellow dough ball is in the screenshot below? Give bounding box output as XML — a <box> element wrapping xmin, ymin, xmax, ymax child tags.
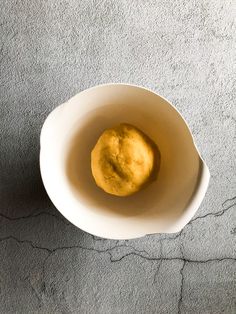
<box><xmin>91</xmin><ymin>123</ymin><xmax>160</xmax><ymax>196</ymax></box>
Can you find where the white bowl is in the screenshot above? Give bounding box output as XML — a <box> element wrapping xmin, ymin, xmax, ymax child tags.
<box><xmin>40</xmin><ymin>84</ymin><xmax>210</xmax><ymax>239</ymax></box>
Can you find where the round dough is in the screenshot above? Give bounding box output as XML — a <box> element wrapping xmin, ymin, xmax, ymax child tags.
<box><xmin>91</xmin><ymin>123</ymin><xmax>160</xmax><ymax>196</ymax></box>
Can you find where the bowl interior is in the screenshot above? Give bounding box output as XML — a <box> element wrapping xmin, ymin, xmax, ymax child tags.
<box><xmin>40</xmin><ymin>85</ymin><xmax>200</xmax><ymax>238</ymax></box>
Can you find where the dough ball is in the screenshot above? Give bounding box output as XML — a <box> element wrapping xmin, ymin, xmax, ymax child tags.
<box><xmin>91</xmin><ymin>123</ymin><xmax>160</xmax><ymax>196</ymax></box>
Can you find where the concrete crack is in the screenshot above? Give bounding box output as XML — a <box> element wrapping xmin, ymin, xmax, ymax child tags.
<box><xmin>108</xmin><ymin>250</ymin><xmax>236</xmax><ymax>264</ymax></box>
<box><xmin>152</xmin><ymin>241</ymin><xmax>163</xmax><ymax>284</ymax></box>
<box><xmin>222</xmin><ymin>196</ymin><xmax>236</xmax><ymax>206</ymax></box>
<box><xmin>0</xmin><ymin>235</ymin><xmax>149</xmax><ymax>260</ymax></box>
<box><xmin>1</xmin><ymin>236</ymin><xmax>235</xmax><ymax>264</ymax></box>
<box><xmin>0</xmin><ymin>236</ymin><xmax>52</xmax><ymax>253</ymax></box>
<box><xmin>0</xmin><ymin>211</ymin><xmax>70</xmax><ymax>225</ymax></box>
<box><xmin>190</xmin><ymin>196</ymin><xmax>236</xmax><ymax>224</ymax></box>
<box><xmin>1</xmin><ymin>196</ymin><xmax>234</xmax><ymax>236</ymax></box>
<box><xmin>177</xmin><ymin>261</ymin><xmax>186</xmax><ymax>314</ymax></box>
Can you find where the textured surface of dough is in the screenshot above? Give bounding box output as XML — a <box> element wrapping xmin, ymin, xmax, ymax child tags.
<box><xmin>91</xmin><ymin>123</ymin><xmax>160</xmax><ymax>196</ymax></box>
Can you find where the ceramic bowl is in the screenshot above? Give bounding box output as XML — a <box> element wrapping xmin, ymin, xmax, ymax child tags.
<box><xmin>40</xmin><ymin>84</ymin><xmax>210</xmax><ymax>239</ymax></box>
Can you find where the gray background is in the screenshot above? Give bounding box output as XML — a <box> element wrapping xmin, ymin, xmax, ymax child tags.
<box><xmin>0</xmin><ymin>0</ymin><xmax>236</xmax><ymax>313</ymax></box>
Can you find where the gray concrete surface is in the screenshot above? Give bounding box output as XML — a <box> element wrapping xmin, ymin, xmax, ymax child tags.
<box><xmin>0</xmin><ymin>0</ymin><xmax>236</xmax><ymax>313</ymax></box>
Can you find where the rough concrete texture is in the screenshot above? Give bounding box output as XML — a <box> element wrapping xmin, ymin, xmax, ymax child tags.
<box><xmin>0</xmin><ymin>0</ymin><xmax>236</xmax><ymax>313</ymax></box>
